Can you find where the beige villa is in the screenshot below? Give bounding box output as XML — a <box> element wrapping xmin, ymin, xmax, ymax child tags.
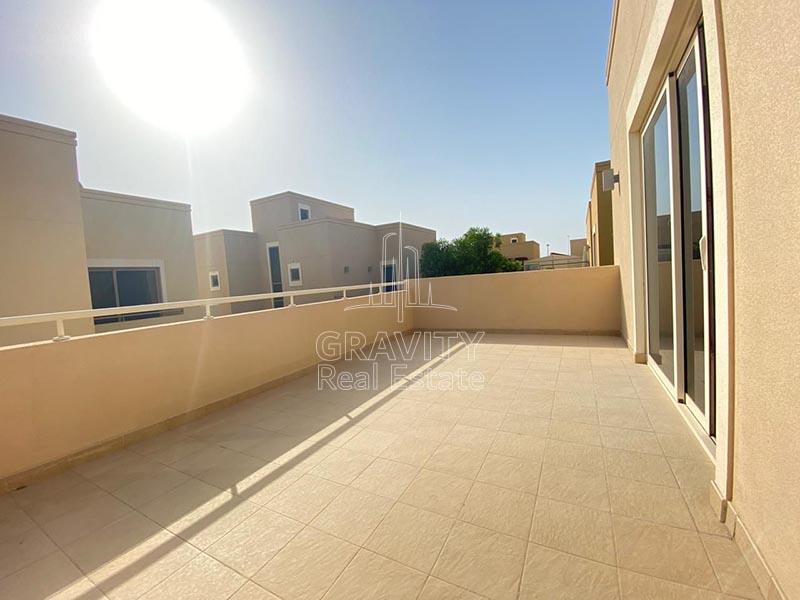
<box><xmin>0</xmin><ymin>113</ymin><xmax>199</xmax><ymax>347</ymax></box>
<box><xmin>0</xmin><ymin>1</ymin><xmax>798</xmax><ymax>599</ymax></box>
<box><xmin>586</xmin><ymin>160</ymin><xmax>615</xmax><ymax>266</ymax></box>
<box><xmin>496</xmin><ymin>232</ymin><xmax>540</xmax><ymax>263</ymax></box>
<box><xmin>194</xmin><ymin>191</ymin><xmax>436</xmax><ymax>311</ymax></box>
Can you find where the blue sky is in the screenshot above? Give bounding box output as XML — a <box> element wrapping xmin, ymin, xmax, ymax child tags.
<box><xmin>0</xmin><ymin>0</ymin><xmax>612</xmax><ymax>253</ymax></box>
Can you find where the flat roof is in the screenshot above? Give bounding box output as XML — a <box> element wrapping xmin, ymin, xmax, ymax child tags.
<box><xmin>0</xmin><ymin>113</ymin><xmax>76</xmax><ymax>146</ymax></box>
<box><xmin>81</xmin><ymin>187</ymin><xmax>191</xmax><ymax>212</ymax></box>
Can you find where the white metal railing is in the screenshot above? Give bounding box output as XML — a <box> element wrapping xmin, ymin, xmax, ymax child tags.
<box><xmin>0</xmin><ymin>280</ymin><xmax>406</xmax><ymax>343</ymax></box>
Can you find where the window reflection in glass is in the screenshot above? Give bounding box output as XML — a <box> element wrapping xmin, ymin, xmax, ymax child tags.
<box><xmin>643</xmin><ymin>95</ymin><xmax>675</xmax><ymax>384</ymax></box>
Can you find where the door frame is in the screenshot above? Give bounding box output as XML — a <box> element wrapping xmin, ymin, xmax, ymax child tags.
<box><xmin>639</xmin><ymin>26</ymin><xmax>716</xmax><ymax>438</ymax></box>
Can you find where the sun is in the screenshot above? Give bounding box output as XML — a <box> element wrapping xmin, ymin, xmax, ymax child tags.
<box><xmin>90</xmin><ymin>0</ymin><xmax>251</xmax><ymax>135</ymax></box>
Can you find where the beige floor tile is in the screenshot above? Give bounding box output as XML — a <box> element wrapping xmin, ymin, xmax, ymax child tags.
<box><xmin>432</xmin><ymin>521</ymin><xmax>526</xmax><ymax>600</ymax></box>
<box><xmin>418</xmin><ymin>577</ymin><xmax>484</xmax><ymax>600</ymax></box>
<box><xmin>410</xmin><ymin>418</ymin><xmax>455</xmax><ymax>442</ymax></box>
<box><xmin>538</xmin><ymin>464</ymin><xmax>610</xmax><ymax>511</ymax></box>
<box><xmin>459</xmin><ymin>481</ymin><xmax>535</xmax><ymax>539</ymax></box>
<box><xmin>520</xmin><ymin>544</ymin><xmax>619</xmax><ymax>599</ymax></box>
<box><xmin>234</xmin><ymin>463</ymin><xmax>306</xmax><ymax>506</ymax></box>
<box><xmin>11</xmin><ymin>470</ymin><xmax>87</xmax><ymax>509</ymax></box>
<box><xmin>253</xmin><ymin>527</ymin><xmax>357</xmax><ymax>600</ymax></box>
<box><xmin>0</xmin><ymin>499</ymin><xmax>37</xmax><ymax>544</ymax></box>
<box><xmin>424</xmin><ymin>444</ymin><xmax>486</xmax><ymax>479</ymax></box>
<box><xmin>351</xmin><ymin>458</ymin><xmax>419</xmax><ymax>499</ymax></box>
<box><xmin>111</xmin><ymin>465</ymin><xmax>189</xmax><ymax>508</ymax></box>
<box><xmin>365</xmin><ymin>503</ymin><xmax>452</xmax><ymax>572</ymax></box>
<box><xmin>311</xmin><ymin>487</ymin><xmax>393</xmax><ymax>545</ymax></box>
<box><xmin>241</xmin><ymin>433</ymin><xmax>307</xmax><ymax>463</ymax></box>
<box><xmin>500</xmin><ymin>414</ymin><xmax>550</xmax><ymax>437</ymax></box>
<box><xmin>550</xmin><ymin>402</ymin><xmax>599</xmax><ymax>424</ymax></box>
<box><xmin>230</xmin><ymin>581</ymin><xmax>282</xmax><ymax>600</ymax></box>
<box><xmin>618</xmin><ymin>569</ymin><xmax>724</xmax><ymax>599</ymax></box>
<box><xmin>140</xmin><ymin>553</ymin><xmax>244</xmax><ymax>599</ymax></box>
<box><xmin>310</xmin><ymin>448</ymin><xmax>375</xmax><ymax>484</ymax></box>
<box><xmin>399</xmin><ymin>469</ymin><xmax>473</xmax><ymax>518</ymax></box>
<box><xmin>0</xmin><ymin>526</ymin><xmax>57</xmax><ymax>580</ymax></box>
<box><xmin>172</xmin><ymin>445</ymin><xmax>267</xmax><ymax>489</ymax></box>
<box><xmin>544</xmin><ymin>439</ymin><xmax>606</xmax><ymax>472</ymax></box>
<box><xmin>65</xmin><ymin>512</ymin><xmax>200</xmax><ymax>600</ymax></box>
<box><xmin>600</xmin><ymin>427</ymin><xmax>663</xmax><ymax>455</ymax></box>
<box><xmin>0</xmin><ymin>551</ymin><xmax>105</xmax><ymax>600</ymax></box>
<box><xmin>701</xmin><ymin>534</ymin><xmax>763</xmax><ymax>599</ymax></box>
<box><xmin>608</xmin><ymin>476</ymin><xmax>695</xmax><ymax>530</ymax></box>
<box><xmin>507</xmin><ymin>398</ymin><xmax>553</xmax><ymax>419</ymax></box>
<box><xmin>379</xmin><ymin>434</ymin><xmax>440</xmax><ymax>466</ymax></box>
<box><xmin>604</xmin><ymin>448</ymin><xmax>677</xmax><ymax>487</ymax></box>
<box><xmin>19</xmin><ymin>478</ymin><xmax>107</xmax><ymax>524</ymax></box>
<box><xmin>424</xmin><ymin>403</ymin><xmax>466</xmax><ymax>424</ymax></box>
<box><xmin>667</xmin><ymin>457</ymin><xmax>714</xmax><ymax>491</ymax></box>
<box><xmin>530</xmin><ymin>497</ymin><xmax>616</xmax><ymax>565</ymax></box>
<box><xmin>597</xmin><ymin>406</ymin><xmax>653</xmax><ymax>431</ymax></box>
<box><xmin>613</xmin><ymin>515</ymin><xmax>719</xmax><ymax>591</ymax></box>
<box><xmin>41</xmin><ymin>492</ymin><xmax>132</xmax><ymax>546</ymax></box>
<box><xmin>324</xmin><ymin>549</ymin><xmax>426</xmax><ymax>599</ymax></box>
<box><xmin>444</xmin><ymin>424</ymin><xmax>498</xmax><ymax>452</ymax></box>
<box><xmin>139</xmin><ymin>479</ymin><xmax>259</xmax><ymax>549</ymax></box>
<box><xmin>490</xmin><ymin>431</ymin><xmax>547</xmax><ymax>462</ymax></box>
<box><xmin>266</xmin><ymin>474</ymin><xmax>344</xmax><ymax>522</ymax></box>
<box><xmin>136</xmin><ymin>436</ymin><xmax>215</xmax><ymax>466</ymax></box>
<box><xmin>477</xmin><ymin>453</ymin><xmax>541</xmax><ymax>494</ymax></box>
<box><xmin>681</xmin><ymin>486</ymin><xmax>729</xmax><ymax>537</ymax></box>
<box><xmin>205</xmin><ymin>508</ymin><xmax>303</xmax><ymax>577</ymax></box>
<box><xmin>657</xmin><ymin>433</ymin><xmax>710</xmax><ymax>461</ymax></box>
<box><xmin>459</xmin><ymin>407</ymin><xmax>505</xmax><ymax>430</ymax></box>
<box><xmin>342</xmin><ymin>429</ymin><xmax>400</xmax><ymax>456</ymax></box>
<box><xmin>547</xmin><ymin>420</ymin><xmax>602</xmax><ymax>446</ymax></box>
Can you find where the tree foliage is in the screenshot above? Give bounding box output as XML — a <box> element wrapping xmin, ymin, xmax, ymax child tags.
<box><xmin>420</xmin><ymin>227</ymin><xmax>523</xmax><ymax>278</ymax></box>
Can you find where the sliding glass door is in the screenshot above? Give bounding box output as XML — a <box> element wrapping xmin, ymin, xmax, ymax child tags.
<box><xmin>642</xmin><ymin>25</ymin><xmax>715</xmax><ymax>436</ymax></box>
<box><xmin>643</xmin><ymin>95</ymin><xmax>676</xmax><ymax>387</ymax></box>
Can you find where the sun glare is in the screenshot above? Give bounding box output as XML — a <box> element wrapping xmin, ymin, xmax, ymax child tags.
<box><xmin>91</xmin><ymin>0</ymin><xmax>251</xmax><ymax>135</ymax></box>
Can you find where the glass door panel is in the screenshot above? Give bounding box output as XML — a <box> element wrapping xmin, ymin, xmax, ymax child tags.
<box><xmin>677</xmin><ymin>39</ymin><xmax>714</xmax><ymax>433</ymax></box>
<box><xmin>643</xmin><ymin>95</ymin><xmax>675</xmax><ymax>386</ymax></box>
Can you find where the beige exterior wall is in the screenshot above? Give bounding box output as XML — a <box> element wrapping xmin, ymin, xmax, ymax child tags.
<box><xmin>81</xmin><ymin>188</ymin><xmax>199</xmax><ymax>330</ymax></box>
<box><xmin>194</xmin><ymin>229</ymin><xmax>265</xmax><ymax>314</ymax></box>
<box><xmin>413</xmin><ymin>267</ymin><xmax>620</xmax><ymax>334</ymax></box>
<box><xmin>608</xmin><ymin>1</ymin><xmax>800</xmax><ymax>596</ymax></box>
<box><xmin>722</xmin><ymin>2</ymin><xmax>800</xmax><ymax>597</ymax></box>
<box><xmin>497</xmin><ymin>232</ymin><xmax>540</xmax><ymax>261</ymax></box>
<box><xmin>0</xmin><ymin>296</ymin><xmax>408</xmax><ymax>481</ymax></box>
<box><xmin>0</xmin><ymin>115</ymin><xmax>93</xmax><ymax>346</ymax></box>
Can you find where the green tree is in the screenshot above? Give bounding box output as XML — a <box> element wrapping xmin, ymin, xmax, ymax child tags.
<box><xmin>420</xmin><ymin>227</ymin><xmax>522</xmax><ymax>277</ymax></box>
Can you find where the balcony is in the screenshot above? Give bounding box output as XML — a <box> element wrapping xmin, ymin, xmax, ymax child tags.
<box><xmin>0</xmin><ymin>268</ymin><xmax>763</xmax><ymax>599</ymax></box>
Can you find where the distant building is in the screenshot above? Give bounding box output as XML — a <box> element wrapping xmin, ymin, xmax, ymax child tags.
<box><xmin>585</xmin><ymin>160</ymin><xmax>614</xmax><ymax>266</ymax></box>
<box><xmin>194</xmin><ymin>191</ymin><xmax>436</xmax><ymax>308</ymax></box>
<box><xmin>0</xmin><ymin>113</ymin><xmax>199</xmax><ymax>346</ymax></box>
<box><xmin>496</xmin><ymin>232</ymin><xmax>540</xmax><ymax>263</ymax></box>
<box><xmin>569</xmin><ymin>237</ymin><xmax>589</xmax><ymax>261</ymax></box>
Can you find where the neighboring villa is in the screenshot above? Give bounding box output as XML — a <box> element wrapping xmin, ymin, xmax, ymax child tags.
<box><xmin>496</xmin><ymin>232</ymin><xmax>540</xmax><ymax>263</ymax></box>
<box><xmin>193</xmin><ymin>191</ymin><xmax>436</xmax><ymax>310</ymax></box>
<box><xmin>0</xmin><ymin>113</ymin><xmax>199</xmax><ymax>347</ymax></box>
<box><xmin>585</xmin><ymin>160</ymin><xmax>614</xmax><ymax>266</ymax></box>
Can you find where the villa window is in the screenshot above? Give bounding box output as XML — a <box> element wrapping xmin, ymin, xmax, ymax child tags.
<box><xmin>288</xmin><ymin>262</ymin><xmax>303</xmax><ymax>286</ymax></box>
<box><xmin>510</xmin><ymin>237</ymin><xmax>518</xmax><ymax>244</ymax></box>
<box><xmin>208</xmin><ymin>271</ymin><xmax>221</xmax><ymax>291</ymax></box>
<box><xmin>298</xmin><ymin>203</ymin><xmax>311</xmax><ymax>221</ymax></box>
<box><xmin>88</xmin><ymin>267</ymin><xmax>173</xmax><ymax>324</ymax></box>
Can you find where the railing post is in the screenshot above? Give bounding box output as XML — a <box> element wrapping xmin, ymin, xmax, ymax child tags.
<box><xmin>52</xmin><ymin>319</ymin><xmax>70</xmax><ymax>342</ymax></box>
<box><xmin>289</xmin><ymin>295</ymin><xmax>295</xmax><ymax>307</ymax></box>
<box><xmin>204</xmin><ymin>302</ymin><xmax>214</xmax><ymax>320</ymax></box>
<box><xmin>341</xmin><ymin>289</ymin><xmax>347</xmax><ymax>300</ymax></box>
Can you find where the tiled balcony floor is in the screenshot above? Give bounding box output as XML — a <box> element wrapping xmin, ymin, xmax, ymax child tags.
<box><xmin>0</xmin><ymin>334</ymin><xmax>763</xmax><ymax>599</ymax></box>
